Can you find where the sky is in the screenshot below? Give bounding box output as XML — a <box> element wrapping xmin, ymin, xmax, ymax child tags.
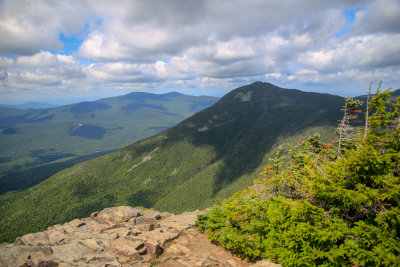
<box><xmin>0</xmin><ymin>0</ymin><xmax>400</xmax><ymax>105</ymax></box>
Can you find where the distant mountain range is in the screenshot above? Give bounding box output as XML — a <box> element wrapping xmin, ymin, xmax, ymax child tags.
<box><xmin>0</xmin><ymin>82</ymin><xmax>347</xmax><ymax>242</ymax></box>
<box><xmin>0</xmin><ymin>102</ymin><xmax>57</xmax><ymax>110</ymax></box>
<box><xmin>0</xmin><ymin>92</ymin><xmax>218</xmax><ymax>193</ymax></box>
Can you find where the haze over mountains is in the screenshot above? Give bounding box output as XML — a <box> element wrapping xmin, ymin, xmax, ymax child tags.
<box><xmin>0</xmin><ymin>102</ymin><xmax>57</xmax><ymax>109</ymax></box>
<box><xmin>0</xmin><ymin>82</ymin><xmax>347</xmax><ymax>242</ymax></box>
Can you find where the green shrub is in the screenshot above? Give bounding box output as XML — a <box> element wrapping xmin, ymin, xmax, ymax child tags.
<box><xmin>197</xmin><ymin>86</ymin><xmax>400</xmax><ymax>266</ymax></box>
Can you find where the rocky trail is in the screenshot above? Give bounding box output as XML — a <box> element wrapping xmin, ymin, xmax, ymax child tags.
<box><xmin>0</xmin><ymin>206</ymin><xmax>280</xmax><ymax>267</ymax></box>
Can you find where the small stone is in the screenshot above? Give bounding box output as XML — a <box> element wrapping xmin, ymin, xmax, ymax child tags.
<box><xmin>161</xmin><ymin>258</ymin><xmax>190</xmax><ymax>267</ymax></box>
<box><xmin>227</xmin><ymin>259</ymin><xmax>239</xmax><ymax>267</ymax></box>
<box><xmin>99</xmin><ymin>223</ymin><xmax>126</xmax><ymax>233</ymax></box>
<box><xmin>115</xmin><ymin>250</ymin><xmax>142</xmax><ymax>262</ymax></box>
<box><xmin>80</xmin><ymin>238</ymin><xmax>104</xmax><ymax>252</ymax></box>
<box><xmin>135</xmin><ymin>223</ymin><xmax>155</xmax><ymax>231</ymax></box>
<box><xmin>37</xmin><ymin>261</ymin><xmax>59</xmax><ymax>267</ymax></box>
<box><xmin>166</xmin><ymin>243</ymin><xmax>191</xmax><ymax>257</ymax></box>
<box><xmin>90</xmin><ymin>211</ymin><xmax>100</xmax><ymax>218</ymax></box>
<box><xmin>251</xmin><ymin>260</ymin><xmax>282</xmax><ymax>267</ymax></box>
<box><xmin>68</xmin><ymin>219</ymin><xmax>86</xmax><ymax>228</ymax></box>
<box><xmin>141</xmin><ymin>211</ymin><xmax>162</xmax><ymax>220</ymax></box>
<box><xmin>207</xmin><ymin>255</ymin><xmax>219</xmax><ymax>263</ymax></box>
<box><xmin>137</xmin><ymin>245</ymin><xmax>147</xmax><ymax>255</ymax></box>
<box><xmin>127</xmin><ymin>229</ymin><xmax>142</xmax><ymax>236</ymax></box>
<box><xmin>144</xmin><ymin>241</ymin><xmax>163</xmax><ymax>256</ymax></box>
<box><xmin>45</xmin><ymin>230</ymin><xmax>67</xmax><ymax>245</ymax></box>
<box><xmin>135</xmin><ymin>217</ymin><xmax>158</xmax><ymax>225</ymax></box>
<box><xmin>109</xmin><ymin>237</ymin><xmax>144</xmax><ymax>253</ymax></box>
<box><xmin>86</xmin><ymin>256</ymin><xmax>120</xmax><ymax>265</ymax></box>
<box><xmin>160</xmin><ymin>212</ymin><xmax>172</xmax><ymax>219</ymax></box>
<box><xmin>179</xmin><ymin>237</ymin><xmax>190</xmax><ymax>247</ymax></box>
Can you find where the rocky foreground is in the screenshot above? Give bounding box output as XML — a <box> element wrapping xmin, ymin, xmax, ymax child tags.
<box><xmin>0</xmin><ymin>206</ymin><xmax>280</xmax><ymax>266</ymax></box>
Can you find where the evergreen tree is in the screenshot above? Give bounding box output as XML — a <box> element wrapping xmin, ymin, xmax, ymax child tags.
<box><xmin>197</xmin><ymin>86</ymin><xmax>400</xmax><ymax>266</ymax></box>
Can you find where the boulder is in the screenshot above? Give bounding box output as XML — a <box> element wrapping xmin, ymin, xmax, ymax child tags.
<box><xmin>144</xmin><ymin>241</ymin><xmax>163</xmax><ymax>257</ymax></box>
<box><xmin>0</xmin><ymin>245</ymin><xmax>56</xmax><ymax>266</ymax></box>
<box><xmin>165</xmin><ymin>243</ymin><xmax>191</xmax><ymax>257</ymax></box>
<box><xmin>14</xmin><ymin>231</ymin><xmax>49</xmax><ymax>246</ymax></box>
<box><xmin>135</xmin><ymin>223</ymin><xmax>156</xmax><ymax>231</ymax></box>
<box><xmin>93</xmin><ymin>206</ymin><xmax>142</xmax><ymax>224</ymax></box>
<box><xmin>51</xmin><ymin>241</ymin><xmax>101</xmax><ymax>264</ymax></box>
<box><xmin>160</xmin><ymin>213</ymin><xmax>197</xmax><ymax>231</ymax></box>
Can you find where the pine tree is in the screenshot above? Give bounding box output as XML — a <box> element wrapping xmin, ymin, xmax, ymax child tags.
<box><xmin>197</xmin><ymin>84</ymin><xmax>400</xmax><ymax>266</ymax></box>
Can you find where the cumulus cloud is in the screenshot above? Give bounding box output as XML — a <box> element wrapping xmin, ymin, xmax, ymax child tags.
<box><xmin>0</xmin><ymin>0</ymin><xmax>399</xmax><ymax>101</ymax></box>
<box><xmin>1</xmin><ymin>51</ymin><xmax>84</xmax><ymax>93</ymax></box>
<box><xmin>298</xmin><ymin>34</ymin><xmax>400</xmax><ymax>71</ymax></box>
<box><xmin>353</xmin><ymin>0</ymin><xmax>400</xmax><ymax>34</ymax></box>
<box><xmin>78</xmin><ymin>0</ymin><xmax>356</xmax><ymax>63</ymax></box>
<box><xmin>0</xmin><ymin>0</ymin><xmax>91</xmax><ymax>55</ymax></box>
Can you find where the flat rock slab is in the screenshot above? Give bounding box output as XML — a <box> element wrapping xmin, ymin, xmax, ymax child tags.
<box><xmin>0</xmin><ymin>206</ymin><xmax>280</xmax><ymax>266</ymax></box>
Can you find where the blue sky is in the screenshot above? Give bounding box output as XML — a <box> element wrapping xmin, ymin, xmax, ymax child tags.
<box><xmin>334</xmin><ymin>9</ymin><xmax>358</xmax><ymax>37</ymax></box>
<box><xmin>0</xmin><ymin>0</ymin><xmax>399</xmax><ymax>105</ymax></box>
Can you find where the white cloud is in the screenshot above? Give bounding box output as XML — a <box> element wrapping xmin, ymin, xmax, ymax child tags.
<box><xmin>0</xmin><ymin>0</ymin><xmax>91</xmax><ymax>55</ymax></box>
<box><xmin>0</xmin><ymin>57</ymin><xmax>14</xmax><ymax>67</ymax></box>
<box><xmin>214</xmin><ymin>39</ymin><xmax>256</xmax><ymax>61</ymax></box>
<box><xmin>17</xmin><ymin>51</ymin><xmax>76</xmax><ymax>67</ymax></box>
<box><xmin>1</xmin><ymin>51</ymin><xmax>85</xmax><ymax>94</ymax></box>
<box><xmin>296</xmin><ymin>69</ymin><xmax>319</xmax><ymax>75</ymax></box>
<box><xmin>265</xmin><ymin>73</ymin><xmax>282</xmax><ymax>79</ymax></box>
<box><xmin>1</xmin><ymin>0</ymin><xmax>400</xmax><ymax>102</ymax></box>
<box><xmin>298</xmin><ymin>34</ymin><xmax>400</xmax><ymax>71</ymax></box>
<box><xmin>353</xmin><ymin>0</ymin><xmax>400</xmax><ymax>34</ymax></box>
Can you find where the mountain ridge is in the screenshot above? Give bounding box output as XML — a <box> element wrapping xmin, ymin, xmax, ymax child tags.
<box><xmin>0</xmin><ymin>82</ymin><xmax>345</xmax><ymax>242</ymax></box>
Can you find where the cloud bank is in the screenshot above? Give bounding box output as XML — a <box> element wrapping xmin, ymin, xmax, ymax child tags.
<box><xmin>0</xmin><ymin>0</ymin><xmax>399</xmax><ymax>103</ymax></box>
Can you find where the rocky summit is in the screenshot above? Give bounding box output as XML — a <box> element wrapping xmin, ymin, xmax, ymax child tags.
<box><xmin>0</xmin><ymin>206</ymin><xmax>280</xmax><ymax>267</ymax></box>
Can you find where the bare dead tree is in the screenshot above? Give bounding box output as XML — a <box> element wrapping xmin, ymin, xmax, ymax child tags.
<box><xmin>364</xmin><ymin>80</ymin><xmax>377</xmax><ymax>140</ymax></box>
<box><xmin>337</xmin><ymin>97</ymin><xmax>363</xmax><ymax>158</ymax></box>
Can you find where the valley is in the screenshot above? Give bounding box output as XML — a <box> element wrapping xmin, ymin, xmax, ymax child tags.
<box><xmin>0</xmin><ymin>92</ymin><xmax>218</xmax><ymax>194</ymax></box>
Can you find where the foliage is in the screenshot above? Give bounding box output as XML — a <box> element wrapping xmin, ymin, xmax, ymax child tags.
<box><xmin>196</xmin><ymin>87</ymin><xmax>400</xmax><ymax>266</ymax></box>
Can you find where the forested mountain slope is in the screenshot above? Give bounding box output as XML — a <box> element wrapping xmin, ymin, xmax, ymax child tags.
<box><xmin>0</xmin><ymin>82</ymin><xmax>344</xmax><ymax>242</ymax></box>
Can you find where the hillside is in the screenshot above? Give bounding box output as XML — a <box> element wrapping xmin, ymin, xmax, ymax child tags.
<box><xmin>0</xmin><ymin>92</ymin><xmax>218</xmax><ymax>193</ymax></box>
<box><xmin>0</xmin><ymin>82</ymin><xmax>345</xmax><ymax>242</ymax></box>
